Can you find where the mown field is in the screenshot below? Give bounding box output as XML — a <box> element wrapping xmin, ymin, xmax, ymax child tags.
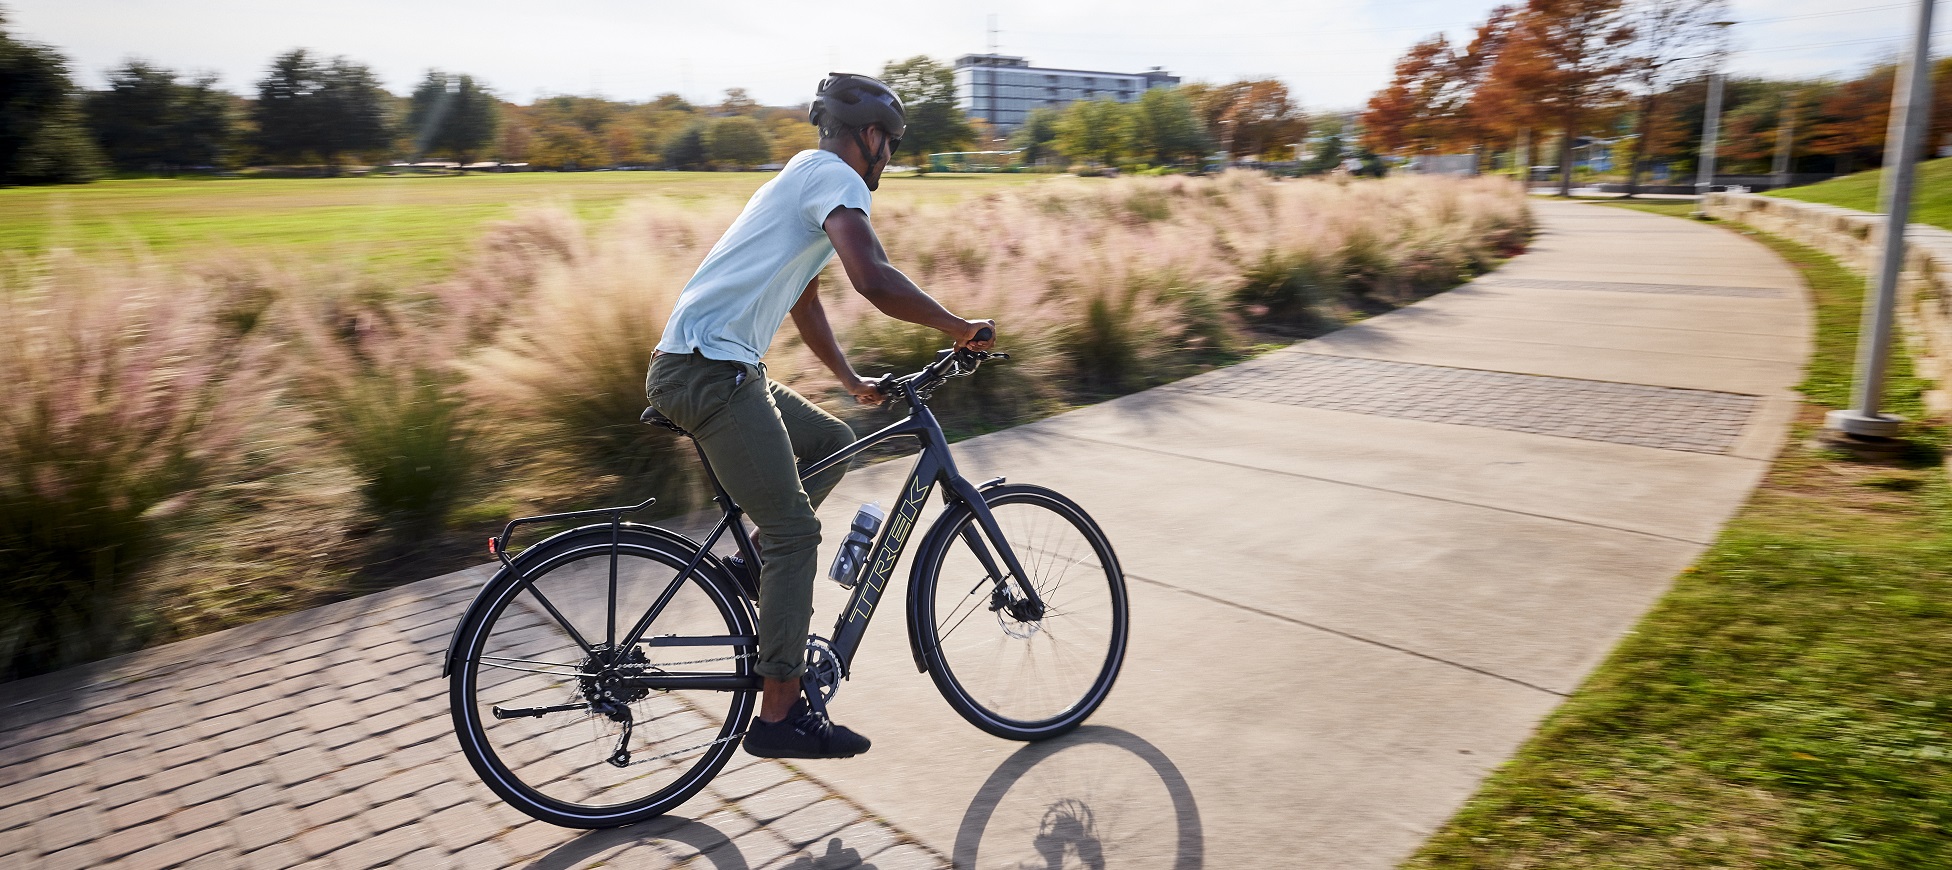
<box><xmin>0</xmin><ymin>171</ymin><xmax>1045</xmax><ymax>279</ymax></box>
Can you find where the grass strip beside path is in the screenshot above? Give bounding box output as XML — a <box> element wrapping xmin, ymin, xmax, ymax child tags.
<box><xmin>1405</xmin><ymin>203</ymin><xmax>1952</xmax><ymax>869</ymax></box>
<box><xmin>1769</xmin><ymin>157</ymin><xmax>1952</xmax><ymax>233</ymax></box>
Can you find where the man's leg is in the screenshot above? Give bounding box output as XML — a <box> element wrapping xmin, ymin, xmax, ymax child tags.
<box><xmin>752</xmin><ymin>377</ymin><xmax>855</xmax><ymax>719</ymax></box>
<box><xmin>650</xmin><ymin>356</ymin><xmax>822</xmax><ymax>702</ymax></box>
<box><xmin>770</xmin><ymin>378</ymin><xmax>855</xmax><ymax>511</ymax></box>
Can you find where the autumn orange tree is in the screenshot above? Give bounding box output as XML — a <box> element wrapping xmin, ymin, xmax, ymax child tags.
<box><xmin>1485</xmin><ymin>0</ymin><xmax>1635</xmax><ymax>196</ymax></box>
<box><xmin>1364</xmin><ymin>6</ymin><xmax>1519</xmax><ymax>163</ymax></box>
<box><xmin>1617</xmin><ymin>0</ymin><xmax>1729</xmax><ymax>195</ymax></box>
<box><xmin>1183</xmin><ymin>78</ymin><xmax>1308</xmax><ymax>161</ymax></box>
<box><xmin>1363</xmin><ymin>35</ymin><xmax>1467</xmax><ymax>155</ymax></box>
<box><xmin>1807</xmin><ymin>67</ymin><xmax>1893</xmax><ymax>176</ymax></box>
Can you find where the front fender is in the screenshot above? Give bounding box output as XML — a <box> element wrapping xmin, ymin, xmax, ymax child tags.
<box><xmin>440</xmin><ymin>522</ymin><xmax>720</xmax><ymax>677</ymax></box>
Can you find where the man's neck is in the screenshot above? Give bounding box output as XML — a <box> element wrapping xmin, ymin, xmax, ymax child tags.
<box><xmin>820</xmin><ymin>140</ymin><xmax>871</xmax><ymax>182</ymax></box>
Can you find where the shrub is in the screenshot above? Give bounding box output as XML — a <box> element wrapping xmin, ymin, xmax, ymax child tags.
<box><xmin>0</xmin><ymin>256</ymin><xmax>267</xmax><ymax>678</ymax></box>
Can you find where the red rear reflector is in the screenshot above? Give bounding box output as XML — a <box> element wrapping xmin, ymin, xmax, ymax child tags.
<box><xmin>487</xmin><ymin>537</ymin><xmax>499</xmax><ymax>555</ymax></box>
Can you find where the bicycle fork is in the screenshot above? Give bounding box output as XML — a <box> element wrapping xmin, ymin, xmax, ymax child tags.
<box><xmin>949</xmin><ymin>478</ymin><xmax>1048</xmax><ymax>621</ymax></box>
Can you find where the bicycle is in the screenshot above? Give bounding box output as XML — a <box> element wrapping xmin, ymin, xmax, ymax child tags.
<box><xmin>443</xmin><ymin>336</ymin><xmax>1130</xmax><ymax>828</ymax></box>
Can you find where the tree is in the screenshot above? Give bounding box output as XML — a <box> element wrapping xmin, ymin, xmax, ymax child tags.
<box><xmin>251</xmin><ymin>49</ymin><xmax>393</xmax><ymax>172</ymax></box>
<box><xmin>1618</xmin><ymin>0</ymin><xmax>1730</xmax><ymax>195</ymax></box>
<box><xmin>1009</xmin><ymin>107</ymin><xmax>1063</xmax><ymax>166</ymax></box>
<box><xmin>767</xmin><ymin>113</ymin><xmax>816</xmax><ymax>164</ymax></box>
<box><xmin>879</xmin><ymin>56</ymin><xmax>975</xmax><ymax>171</ymax></box>
<box><xmin>1807</xmin><ymin>68</ymin><xmax>1892</xmax><ymax>176</ymax></box>
<box><xmin>662</xmin><ymin>123</ymin><xmax>708</xmax><ymax>170</ymax></box>
<box><xmin>85</xmin><ymin>61</ymin><xmax>234</xmax><ymax>173</ymax></box>
<box><xmin>1131</xmin><ymin>87</ymin><xmax>1207</xmax><ymax>166</ymax></box>
<box><xmin>716</xmin><ymin>87</ymin><xmax>759</xmax><ymax>116</ymax></box>
<box><xmin>705</xmin><ymin>116</ymin><xmax>771</xmax><ymax>167</ymax></box>
<box><xmin>1225</xmin><ymin>79</ymin><xmax>1308</xmax><ymax>160</ymax></box>
<box><xmin>1363</xmin><ymin>35</ymin><xmax>1465</xmax><ymax>154</ymax></box>
<box><xmin>1054</xmin><ymin>98</ymin><xmax>1134</xmax><ymax>167</ymax></box>
<box><xmin>1484</xmin><ymin>0</ymin><xmax>1635</xmax><ymax>196</ymax></box>
<box><xmin>406</xmin><ymin>70</ymin><xmax>498</xmax><ymax>166</ymax></box>
<box><xmin>0</xmin><ymin>12</ymin><xmax>101</xmax><ymax>184</ymax></box>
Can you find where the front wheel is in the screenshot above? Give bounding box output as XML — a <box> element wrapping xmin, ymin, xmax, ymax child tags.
<box><xmin>913</xmin><ymin>485</ymin><xmax>1128</xmax><ymax>741</ymax></box>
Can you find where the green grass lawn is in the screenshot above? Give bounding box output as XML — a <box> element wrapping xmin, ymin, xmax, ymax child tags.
<box><xmin>1770</xmin><ymin>157</ymin><xmax>1952</xmax><ymax>231</ymax></box>
<box><xmin>0</xmin><ymin>170</ymin><xmax>1046</xmax><ymax>280</ymax></box>
<box><xmin>1405</xmin><ymin>205</ymin><xmax>1952</xmax><ymax>869</ymax></box>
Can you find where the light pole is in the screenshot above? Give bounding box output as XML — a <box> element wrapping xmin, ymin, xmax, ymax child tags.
<box><xmin>1772</xmin><ymin>91</ymin><xmax>1799</xmax><ymax>190</ymax></box>
<box><xmin>1692</xmin><ymin>20</ymin><xmax>1736</xmax><ymax>216</ymax></box>
<box><xmin>1828</xmin><ymin>0</ymin><xmax>1938</xmax><ymax>440</ymax></box>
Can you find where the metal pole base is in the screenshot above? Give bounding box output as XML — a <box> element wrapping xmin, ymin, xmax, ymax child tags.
<box><xmin>1824</xmin><ymin>408</ymin><xmax>1905</xmax><ymax>438</ymax></box>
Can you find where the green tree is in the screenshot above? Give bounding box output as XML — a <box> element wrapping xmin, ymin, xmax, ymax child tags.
<box><xmin>251</xmin><ymin>49</ymin><xmax>393</xmax><ymax>172</ymax></box>
<box><xmin>879</xmin><ymin>56</ymin><xmax>974</xmax><ymax>171</ymax></box>
<box><xmin>406</xmin><ymin>70</ymin><xmax>499</xmax><ymax>166</ymax></box>
<box><xmin>1009</xmin><ymin>107</ymin><xmax>1063</xmax><ymax>165</ymax></box>
<box><xmin>1054</xmin><ymin>98</ymin><xmax>1134</xmax><ymax>167</ymax></box>
<box><xmin>717</xmin><ymin>87</ymin><xmax>759</xmax><ymax>115</ymax></box>
<box><xmin>84</xmin><ymin>60</ymin><xmax>233</xmax><ymax>172</ymax></box>
<box><xmin>704</xmin><ymin>116</ymin><xmax>770</xmax><ymax>167</ymax></box>
<box><xmin>0</xmin><ymin>12</ymin><xmax>101</xmax><ymax>184</ymax></box>
<box><xmin>1131</xmin><ymin>87</ymin><xmax>1207</xmax><ymax>166</ymax></box>
<box><xmin>662</xmin><ymin>123</ymin><xmax>707</xmax><ymax>170</ymax></box>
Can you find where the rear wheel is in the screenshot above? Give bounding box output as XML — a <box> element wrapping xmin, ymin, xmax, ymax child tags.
<box><xmin>449</xmin><ymin>527</ymin><xmax>756</xmax><ymax>828</ymax></box>
<box><xmin>915</xmin><ymin>485</ymin><xmax>1128</xmax><ymax>741</ymax></box>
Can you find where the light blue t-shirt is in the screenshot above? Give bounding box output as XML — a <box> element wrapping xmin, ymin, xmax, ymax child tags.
<box><xmin>655</xmin><ymin>149</ymin><xmax>872</xmax><ymax>364</ymax></box>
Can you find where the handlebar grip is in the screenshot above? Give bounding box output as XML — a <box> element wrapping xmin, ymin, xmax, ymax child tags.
<box><xmin>973</xmin><ymin>326</ymin><xmax>994</xmax><ymax>344</ymax></box>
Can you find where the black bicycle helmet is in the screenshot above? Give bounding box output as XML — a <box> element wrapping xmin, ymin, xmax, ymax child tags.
<box><xmin>809</xmin><ymin>73</ymin><xmax>907</xmax><ymax>141</ymax></box>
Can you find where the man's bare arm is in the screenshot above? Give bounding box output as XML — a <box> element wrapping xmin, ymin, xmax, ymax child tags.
<box><xmin>823</xmin><ymin>206</ymin><xmax>993</xmax><ymax>350</ymax></box>
<box><xmin>790</xmin><ymin>276</ymin><xmax>883</xmax><ymax>406</ymax></box>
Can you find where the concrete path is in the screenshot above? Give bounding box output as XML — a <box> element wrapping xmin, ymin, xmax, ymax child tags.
<box><xmin>0</xmin><ymin>200</ymin><xmax>1809</xmax><ymax>869</ymax></box>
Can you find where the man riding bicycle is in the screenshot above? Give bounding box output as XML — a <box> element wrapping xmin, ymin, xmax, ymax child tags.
<box><xmin>645</xmin><ymin>73</ymin><xmax>995</xmax><ymax>760</ymax></box>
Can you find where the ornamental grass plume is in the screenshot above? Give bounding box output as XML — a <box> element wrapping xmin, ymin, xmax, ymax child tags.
<box><xmin>463</xmin><ymin>200</ymin><xmax>739</xmax><ymax>514</ymax></box>
<box><xmin>0</xmin><ymin>253</ymin><xmax>273</xmax><ymax>678</ymax></box>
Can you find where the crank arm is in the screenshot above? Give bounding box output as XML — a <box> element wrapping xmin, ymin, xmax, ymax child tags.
<box><xmin>492</xmin><ymin>702</ymin><xmax>587</xmax><ymax>720</ymax></box>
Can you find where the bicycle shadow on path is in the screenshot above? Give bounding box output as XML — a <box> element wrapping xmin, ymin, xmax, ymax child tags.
<box><xmin>522</xmin><ymin>815</ymin><xmax>747</xmax><ymax>869</ymax></box>
<box><xmin>953</xmin><ymin>726</ymin><xmax>1202</xmax><ymax>870</ymax></box>
<box><xmin>523</xmin><ymin>814</ymin><xmax>893</xmax><ymax>870</ymax></box>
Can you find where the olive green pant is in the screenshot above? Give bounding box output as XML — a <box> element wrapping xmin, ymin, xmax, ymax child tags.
<box><xmin>646</xmin><ymin>352</ymin><xmax>854</xmax><ymax>681</ymax></box>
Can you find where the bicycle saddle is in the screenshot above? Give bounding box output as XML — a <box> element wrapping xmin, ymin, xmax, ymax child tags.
<box><xmin>639</xmin><ymin>406</ymin><xmax>692</xmax><ymax>437</ymax></box>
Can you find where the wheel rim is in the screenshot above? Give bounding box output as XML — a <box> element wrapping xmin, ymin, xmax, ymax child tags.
<box><xmin>458</xmin><ymin>542</ymin><xmax>753</xmax><ymax>819</ymax></box>
<box><xmin>928</xmin><ymin>496</ymin><xmax>1124</xmax><ymax>731</ymax></box>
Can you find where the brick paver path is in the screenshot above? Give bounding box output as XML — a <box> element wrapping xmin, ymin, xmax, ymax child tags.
<box><xmin>0</xmin><ymin>567</ymin><xmax>944</xmax><ymax>869</ymax></box>
<box><xmin>1169</xmin><ymin>351</ymin><xmax>1761</xmax><ymax>454</ymax></box>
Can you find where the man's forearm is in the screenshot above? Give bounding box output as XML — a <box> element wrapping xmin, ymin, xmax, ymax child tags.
<box><xmin>790</xmin><ymin>284</ymin><xmax>860</xmax><ymax>384</ymax></box>
<box><xmin>857</xmin><ymin>267</ymin><xmax>965</xmax><ymax>334</ymax></box>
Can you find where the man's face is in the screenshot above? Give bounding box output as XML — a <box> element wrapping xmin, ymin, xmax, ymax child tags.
<box><xmin>862</xmin><ymin>126</ymin><xmax>889</xmax><ymax>191</ymax></box>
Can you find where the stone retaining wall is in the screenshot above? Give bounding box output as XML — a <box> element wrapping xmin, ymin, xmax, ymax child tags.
<box><xmin>1706</xmin><ymin>191</ymin><xmax>1952</xmax><ymax>416</ymax></box>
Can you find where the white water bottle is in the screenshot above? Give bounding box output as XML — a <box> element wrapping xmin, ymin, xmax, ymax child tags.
<box><xmin>828</xmin><ymin>502</ymin><xmax>885</xmax><ymax>588</ymax></box>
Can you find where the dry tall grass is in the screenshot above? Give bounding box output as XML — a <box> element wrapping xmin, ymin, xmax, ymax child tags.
<box><xmin>0</xmin><ymin>172</ymin><xmax>1528</xmax><ymax>678</ymax></box>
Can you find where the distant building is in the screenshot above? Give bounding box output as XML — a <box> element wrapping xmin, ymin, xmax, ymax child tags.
<box><xmin>953</xmin><ymin>54</ymin><xmax>1180</xmax><ymax>132</ymax></box>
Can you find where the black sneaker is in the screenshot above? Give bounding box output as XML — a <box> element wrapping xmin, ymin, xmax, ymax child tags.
<box><xmin>721</xmin><ymin>555</ymin><xmax>759</xmax><ymax>600</ymax></box>
<box><xmin>742</xmin><ymin>700</ymin><xmax>871</xmax><ymax>759</ymax></box>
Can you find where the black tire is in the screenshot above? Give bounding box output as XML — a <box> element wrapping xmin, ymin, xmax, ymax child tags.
<box><xmin>448</xmin><ymin>525</ymin><xmax>756</xmax><ymax>828</ymax></box>
<box><xmin>913</xmin><ymin>485</ymin><xmax>1128</xmax><ymax>741</ymax></box>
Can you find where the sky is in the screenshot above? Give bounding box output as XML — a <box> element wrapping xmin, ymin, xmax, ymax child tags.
<box><xmin>3</xmin><ymin>0</ymin><xmax>1928</xmax><ymax>111</ymax></box>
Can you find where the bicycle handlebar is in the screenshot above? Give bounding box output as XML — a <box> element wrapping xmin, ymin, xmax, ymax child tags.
<box><xmin>873</xmin><ymin>328</ymin><xmax>1007</xmax><ymax>401</ymax></box>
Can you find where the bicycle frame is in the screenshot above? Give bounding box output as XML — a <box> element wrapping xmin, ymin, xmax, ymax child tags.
<box><xmin>629</xmin><ymin>383</ymin><xmax>1044</xmax><ymax>681</ymax></box>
